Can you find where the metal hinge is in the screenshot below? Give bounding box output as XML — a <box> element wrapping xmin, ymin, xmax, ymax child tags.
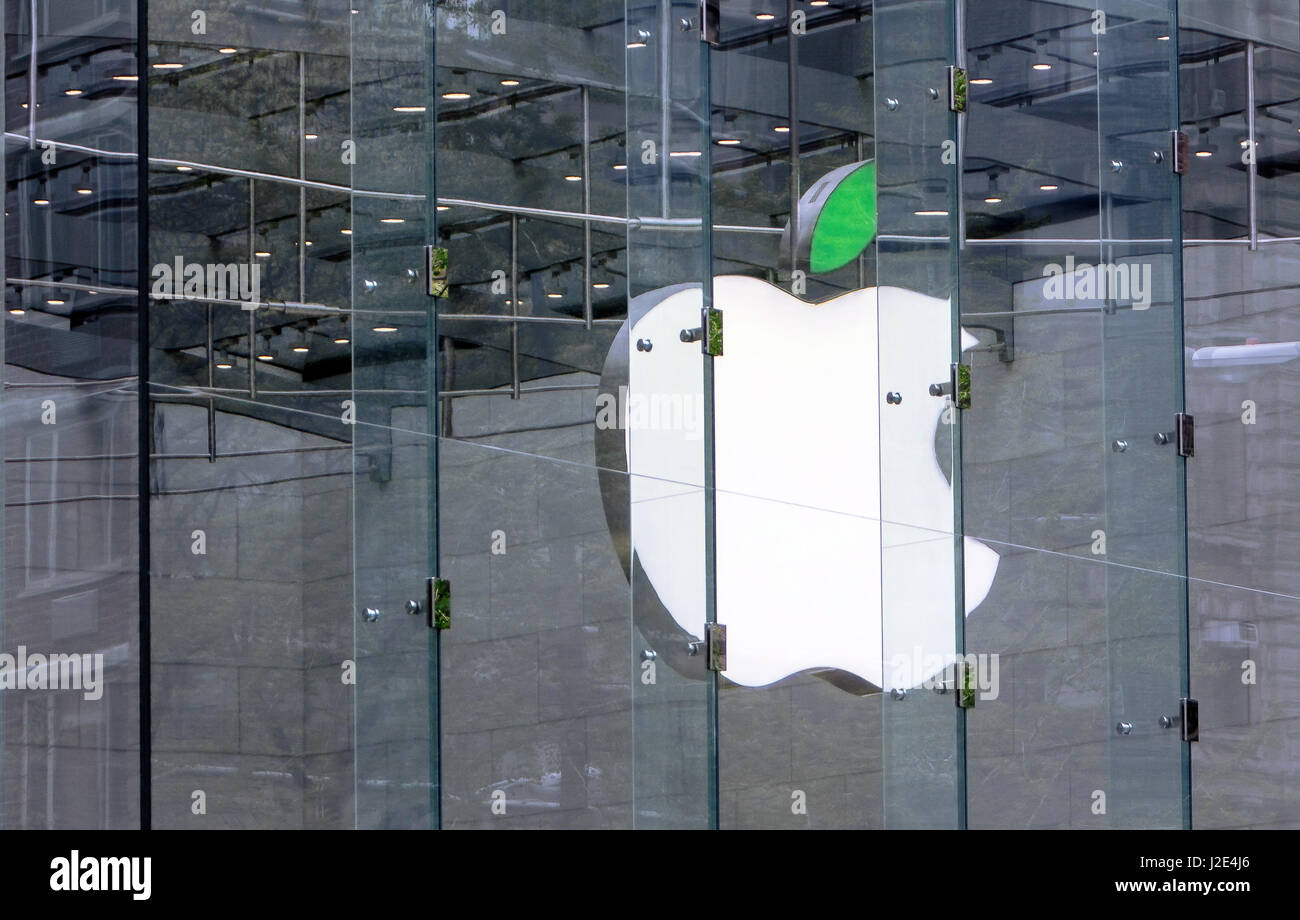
<box><xmin>1180</xmin><ymin>697</ymin><xmax>1199</xmax><ymax>742</ymax></box>
<box><xmin>706</xmin><ymin>623</ymin><xmax>726</xmax><ymax>672</ymax></box>
<box><xmin>1176</xmin><ymin>412</ymin><xmax>1194</xmax><ymax>457</ymax></box>
<box><xmin>425</xmin><ymin>245</ymin><xmax>448</xmax><ymax>298</ymax></box>
<box><xmin>699</xmin><ymin>0</ymin><xmax>720</xmax><ymax>45</ymax></box>
<box><xmin>956</xmin><ymin>660</ymin><xmax>976</xmax><ymax>709</ymax></box>
<box><xmin>1169</xmin><ymin>130</ymin><xmax>1190</xmax><ymax>175</ymax></box>
<box><xmin>948</xmin><ymin>66</ymin><xmax>968</xmax><ymax>113</ymax></box>
<box><xmin>427</xmin><ymin>576</ymin><xmax>450</xmax><ymax>630</ymax></box>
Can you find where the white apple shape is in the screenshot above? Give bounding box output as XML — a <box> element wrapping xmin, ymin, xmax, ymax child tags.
<box><xmin>623</xmin><ymin>275</ymin><xmax>999</xmax><ymax>689</ymax></box>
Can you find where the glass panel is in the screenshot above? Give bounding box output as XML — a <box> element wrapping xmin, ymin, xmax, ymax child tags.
<box><xmin>710</xmin><ymin>1</ymin><xmax>884</xmax><ymax>830</ymax></box>
<box><xmin>875</xmin><ymin>0</ymin><xmax>965</xmax><ymax>828</ymax></box>
<box><xmin>1096</xmin><ymin>0</ymin><xmax>1188</xmax><ymax>828</ymax></box>
<box><xmin>2</xmin><ymin>0</ymin><xmax>141</xmax><ymax>828</ymax></box>
<box><xmin>350</xmin><ymin>1</ymin><xmax>437</xmax><ymax>829</ymax></box>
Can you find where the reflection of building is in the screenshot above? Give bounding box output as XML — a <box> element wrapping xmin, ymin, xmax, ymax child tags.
<box><xmin>1</xmin><ymin>0</ymin><xmax>1298</xmax><ymax>829</ymax></box>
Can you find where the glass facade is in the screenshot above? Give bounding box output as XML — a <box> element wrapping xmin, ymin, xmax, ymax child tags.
<box><xmin>2</xmin><ymin>0</ymin><xmax>1298</xmax><ymax>830</ymax></box>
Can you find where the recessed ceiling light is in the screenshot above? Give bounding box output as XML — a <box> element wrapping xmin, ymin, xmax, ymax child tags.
<box><xmin>670</xmin><ymin>150</ymin><xmax>702</xmax><ymax>157</ymax></box>
<box><xmin>47</xmin><ymin>298</ymin><xmax>65</xmax><ymax>305</ymax></box>
<box><xmin>341</xmin><ymin>228</ymin><xmax>353</xmax><ymax>235</ymax></box>
<box><xmin>76</xmin><ymin>186</ymin><xmax>93</xmax><ymax>195</ymax></box>
<box><xmin>612</xmin><ymin>164</ymin><xmax>627</xmax><ymax>170</ymax></box>
<box><xmin>773</xmin><ymin>125</ymin><xmax>790</xmax><ymax>133</ymax></box>
<box><xmin>564</xmin><ymin>175</ymin><xmax>583</xmax><ymax>181</ymax></box>
<box><xmin>1195</xmin><ymin>150</ymin><xmax>1213</xmax><ymax>158</ymax></box>
<box><xmin>64</xmin><ymin>88</ymin><xmax>83</xmax><ymax>96</ymax></box>
<box><xmin>9</xmin><ymin>308</ymin><xmax>26</xmax><ymax>315</ymax></box>
<box><xmin>914</xmin><ymin>209</ymin><xmax>949</xmax><ymax>216</ymax></box>
<box><xmin>436</xmin><ymin>205</ymin><xmax>450</xmax><ymax>211</ymax></box>
<box><xmin>176</xmin><ymin>165</ymin><xmax>193</xmax><ymax>172</ymax></box>
<box><xmin>256</xmin><ymin>353</ymin><xmax>274</xmax><ymax>362</ymax></box>
<box><xmin>546</xmin><ymin>292</ymin><xmax>563</xmax><ymax>299</ymax></box>
<box><xmin>1039</xmin><ymin>184</ymin><xmax>1059</xmax><ymax>190</ymax></box>
<box><xmin>255</xmin><ymin>251</ymin><xmax>271</xmax><ymax>258</ymax></box>
<box><xmin>292</xmin><ymin>345</ymin><xmax>309</xmax><ymax>353</ymax></box>
<box><xmin>984</xmin><ymin>197</ymin><xmax>1002</xmax><ymax>204</ymax></box>
<box><xmin>112</xmin><ymin>74</ymin><xmax>139</xmax><ymax>81</ymax></box>
<box><xmin>627</xmin><ymin>40</ymin><xmax>647</xmax><ymax>49</ymax></box>
<box><xmin>32</xmin><ymin>198</ymin><xmax>50</xmax><ymax>206</ymax></box>
<box><xmin>592</xmin><ymin>282</ymin><xmax>611</xmax><ymax>289</ymax></box>
<box><xmin>715</xmin><ymin>138</ymin><xmax>742</xmax><ymax>146</ymax></box>
<box><xmin>440</xmin><ymin>92</ymin><xmax>471</xmax><ymax>100</ymax></box>
<box><xmin>152</xmin><ymin>62</ymin><xmax>184</xmax><ymax>70</ymax></box>
<box><xmin>810</xmin><ymin>0</ymin><xmax>830</xmax><ymax>5</ymax></box>
<box><xmin>380</xmin><ymin>217</ymin><xmax>405</xmax><ymax>224</ymax></box>
<box><xmin>1032</xmin><ymin>63</ymin><xmax>1052</xmax><ymax>71</ymax></box>
<box><xmin>755</xmin><ymin>12</ymin><xmax>776</xmax><ymax>20</ymax></box>
<box><xmin>304</xmin><ymin>132</ymin><xmax>318</xmax><ymax>140</ymax></box>
<box><xmin>333</xmin><ymin>336</ymin><xmax>350</xmax><ymax>345</ymax></box>
<box><xmin>372</xmin><ymin>325</ymin><xmax>398</xmax><ymax>333</ymax></box>
<box><xmin>500</xmin><ymin>79</ymin><xmax>521</xmax><ymax>86</ymax></box>
<box><xmin>215</xmin><ymin>359</ymin><xmax>233</xmax><ymax>369</ymax></box>
<box><xmin>218</xmin><ymin>47</ymin><xmax>238</xmax><ymax>54</ymax></box>
<box><xmin>970</xmin><ymin>78</ymin><xmax>993</xmax><ymax>85</ymax></box>
<box><xmin>1156</xmin><ymin>35</ymin><xmax>1170</xmax><ymax>41</ymax></box>
<box><xmin>304</xmin><ymin>241</ymin><xmax>313</xmax><ymax>247</ymax></box>
<box><xmin>393</xmin><ymin>105</ymin><xmax>427</xmax><ymax>113</ymax></box>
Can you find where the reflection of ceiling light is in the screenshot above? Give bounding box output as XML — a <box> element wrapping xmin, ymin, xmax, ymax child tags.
<box><xmin>970</xmin><ymin>78</ymin><xmax>993</xmax><ymax>85</ymax></box>
<box><xmin>436</xmin><ymin>205</ymin><xmax>450</xmax><ymax>211</ymax></box>
<box><xmin>334</xmin><ymin>336</ymin><xmax>350</xmax><ymax>345</ymax></box>
<box><xmin>9</xmin><ymin>308</ymin><xmax>25</xmax><ymax>315</ymax></box>
<box><xmin>914</xmin><ymin>210</ymin><xmax>949</xmax><ymax>216</ymax></box>
<box><xmin>1032</xmin><ymin>63</ymin><xmax>1052</xmax><ymax>71</ymax></box>
<box><xmin>500</xmin><ymin>79</ymin><xmax>520</xmax><ymax>86</ymax></box>
<box><xmin>393</xmin><ymin>105</ymin><xmax>426</xmax><ymax>113</ymax></box>
<box><xmin>380</xmin><ymin>217</ymin><xmax>405</xmax><ymax>224</ymax></box>
<box><xmin>564</xmin><ymin>175</ymin><xmax>583</xmax><ymax>182</ymax></box>
<box><xmin>755</xmin><ymin>12</ymin><xmax>776</xmax><ymax>20</ymax></box>
<box><xmin>715</xmin><ymin>138</ymin><xmax>741</xmax><ymax>145</ymax></box>
<box><xmin>773</xmin><ymin>125</ymin><xmax>790</xmax><ymax>133</ymax></box>
<box><xmin>1195</xmin><ymin>150</ymin><xmax>1213</xmax><ymax>158</ymax></box>
<box><xmin>219</xmin><ymin>47</ymin><xmax>238</xmax><ymax>54</ymax></box>
<box><xmin>440</xmin><ymin>92</ymin><xmax>471</xmax><ymax>100</ymax></box>
<box><xmin>670</xmin><ymin>150</ymin><xmax>702</xmax><ymax>157</ymax></box>
<box><xmin>984</xmin><ymin>197</ymin><xmax>1002</xmax><ymax>204</ymax></box>
<box><xmin>304</xmin><ymin>241</ymin><xmax>313</xmax><ymax>247</ymax></box>
<box><xmin>372</xmin><ymin>325</ymin><xmax>398</xmax><ymax>333</ymax></box>
<box><xmin>256</xmin><ymin>353</ymin><xmax>274</xmax><ymax>362</ymax></box>
<box><xmin>33</xmin><ymin>198</ymin><xmax>50</xmax><ymax>206</ymax></box>
<box><xmin>176</xmin><ymin>165</ymin><xmax>193</xmax><ymax>172</ymax></box>
<box><xmin>613</xmin><ymin>164</ymin><xmax>627</xmax><ymax>170</ymax></box>
<box><xmin>215</xmin><ymin>356</ymin><xmax>233</xmax><ymax>369</ymax></box>
<box><xmin>304</xmin><ymin>132</ymin><xmax>318</xmax><ymax>140</ymax></box>
<box><xmin>592</xmin><ymin>282</ymin><xmax>611</xmax><ymax>289</ymax></box>
<box><xmin>47</xmin><ymin>298</ymin><xmax>65</xmax><ymax>305</ymax></box>
<box><xmin>153</xmin><ymin>62</ymin><xmax>184</xmax><ymax>70</ymax></box>
<box><xmin>112</xmin><ymin>74</ymin><xmax>139</xmax><ymax>81</ymax></box>
<box><xmin>292</xmin><ymin>344</ymin><xmax>309</xmax><ymax>353</ymax></box>
<box><xmin>810</xmin><ymin>0</ymin><xmax>829</xmax><ymax>5</ymax></box>
<box><xmin>546</xmin><ymin>292</ymin><xmax>563</xmax><ymax>299</ymax></box>
<box><xmin>76</xmin><ymin>186</ymin><xmax>93</xmax><ymax>195</ymax></box>
<box><xmin>1157</xmin><ymin>35</ymin><xmax>1170</xmax><ymax>41</ymax></box>
<box><xmin>1039</xmin><ymin>184</ymin><xmax>1059</xmax><ymax>190</ymax></box>
<box><xmin>341</xmin><ymin>228</ymin><xmax>352</xmax><ymax>235</ymax></box>
<box><xmin>64</xmin><ymin>88</ymin><xmax>83</xmax><ymax>96</ymax></box>
<box><xmin>255</xmin><ymin>251</ymin><xmax>271</xmax><ymax>258</ymax></box>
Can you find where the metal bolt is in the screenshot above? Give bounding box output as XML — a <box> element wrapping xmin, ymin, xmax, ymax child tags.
<box><xmin>362</xmin><ymin>279</ymin><xmax>378</xmax><ymax>293</ymax></box>
<box><xmin>1111</xmin><ymin>159</ymin><xmax>1124</xmax><ymax>172</ymax></box>
<box><xmin>886</xmin><ymin>392</ymin><xmax>903</xmax><ymax>405</ymax></box>
<box><xmin>405</xmin><ymin>599</ymin><xmax>423</xmax><ymax>616</ymax></box>
<box><xmin>891</xmin><ymin>688</ymin><xmax>908</xmax><ymax>701</ymax></box>
<box><xmin>636</xmin><ymin>338</ymin><xmax>653</xmax><ymax>352</ymax></box>
<box><xmin>1152</xmin><ymin>150</ymin><xmax>1165</xmax><ymax>164</ymax></box>
<box><xmin>1116</xmin><ymin>720</ymin><xmax>1134</xmax><ymax>736</ymax></box>
<box><xmin>1112</xmin><ymin>439</ymin><xmax>1129</xmax><ymax>453</ymax></box>
<box><xmin>405</xmin><ymin>268</ymin><xmax>419</xmax><ymax>284</ymax></box>
<box><xmin>362</xmin><ymin>607</ymin><xmax>380</xmax><ymax>622</ymax></box>
<box><xmin>687</xmin><ymin>640</ymin><xmax>703</xmax><ymax>657</ymax></box>
<box><xmin>886</xmin><ymin>97</ymin><xmax>900</xmax><ymax>111</ymax></box>
<box><xmin>927</xmin><ymin>87</ymin><xmax>939</xmax><ymax>100</ymax></box>
<box><xmin>641</xmin><ymin>649</ymin><xmax>658</xmax><ymax>662</ymax></box>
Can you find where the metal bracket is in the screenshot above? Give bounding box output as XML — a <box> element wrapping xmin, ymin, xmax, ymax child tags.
<box><xmin>427</xmin><ymin>576</ymin><xmax>450</xmax><ymax>630</ymax></box>
<box><xmin>706</xmin><ymin>623</ymin><xmax>726</xmax><ymax>672</ymax></box>
<box><xmin>932</xmin><ymin>363</ymin><xmax>971</xmax><ymax>409</ymax></box>
<box><xmin>425</xmin><ymin>245</ymin><xmax>448</xmax><ymax>298</ymax></box>
<box><xmin>948</xmin><ymin>66</ymin><xmax>968</xmax><ymax>113</ymax></box>
<box><xmin>702</xmin><ymin>306</ymin><xmax>723</xmax><ymax>356</ymax></box>
<box><xmin>1180</xmin><ymin>697</ymin><xmax>1199</xmax><ymax>742</ymax></box>
<box><xmin>699</xmin><ymin>0</ymin><xmax>720</xmax><ymax>45</ymax></box>
<box><xmin>1169</xmin><ymin>130</ymin><xmax>1190</xmax><ymax>176</ymax></box>
<box><xmin>1176</xmin><ymin>412</ymin><xmax>1194</xmax><ymax>458</ymax></box>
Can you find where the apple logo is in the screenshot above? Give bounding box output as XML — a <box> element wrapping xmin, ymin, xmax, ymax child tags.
<box><xmin>596</xmin><ymin>276</ymin><xmax>1000</xmax><ymax>691</ymax></box>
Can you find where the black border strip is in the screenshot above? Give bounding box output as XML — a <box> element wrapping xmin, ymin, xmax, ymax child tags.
<box><xmin>136</xmin><ymin>0</ymin><xmax>151</xmax><ymax>832</ymax></box>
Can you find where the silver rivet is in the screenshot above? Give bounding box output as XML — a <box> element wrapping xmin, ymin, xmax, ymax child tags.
<box><xmin>405</xmin><ymin>599</ymin><xmax>423</xmax><ymax>615</ymax></box>
<box><xmin>1111</xmin><ymin>159</ymin><xmax>1124</xmax><ymax>172</ymax></box>
<box><xmin>362</xmin><ymin>607</ymin><xmax>380</xmax><ymax>622</ymax></box>
<box><xmin>405</xmin><ymin>269</ymin><xmax>418</xmax><ymax>284</ymax></box>
<box><xmin>362</xmin><ymin>279</ymin><xmax>378</xmax><ymax>293</ymax></box>
<box><xmin>1116</xmin><ymin>720</ymin><xmax>1134</xmax><ymax>735</ymax></box>
<box><xmin>886</xmin><ymin>98</ymin><xmax>900</xmax><ymax>111</ymax></box>
<box><xmin>636</xmin><ymin>338</ymin><xmax>653</xmax><ymax>352</ymax></box>
<box><xmin>1112</xmin><ymin>439</ymin><xmax>1128</xmax><ymax>453</ymax></box>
